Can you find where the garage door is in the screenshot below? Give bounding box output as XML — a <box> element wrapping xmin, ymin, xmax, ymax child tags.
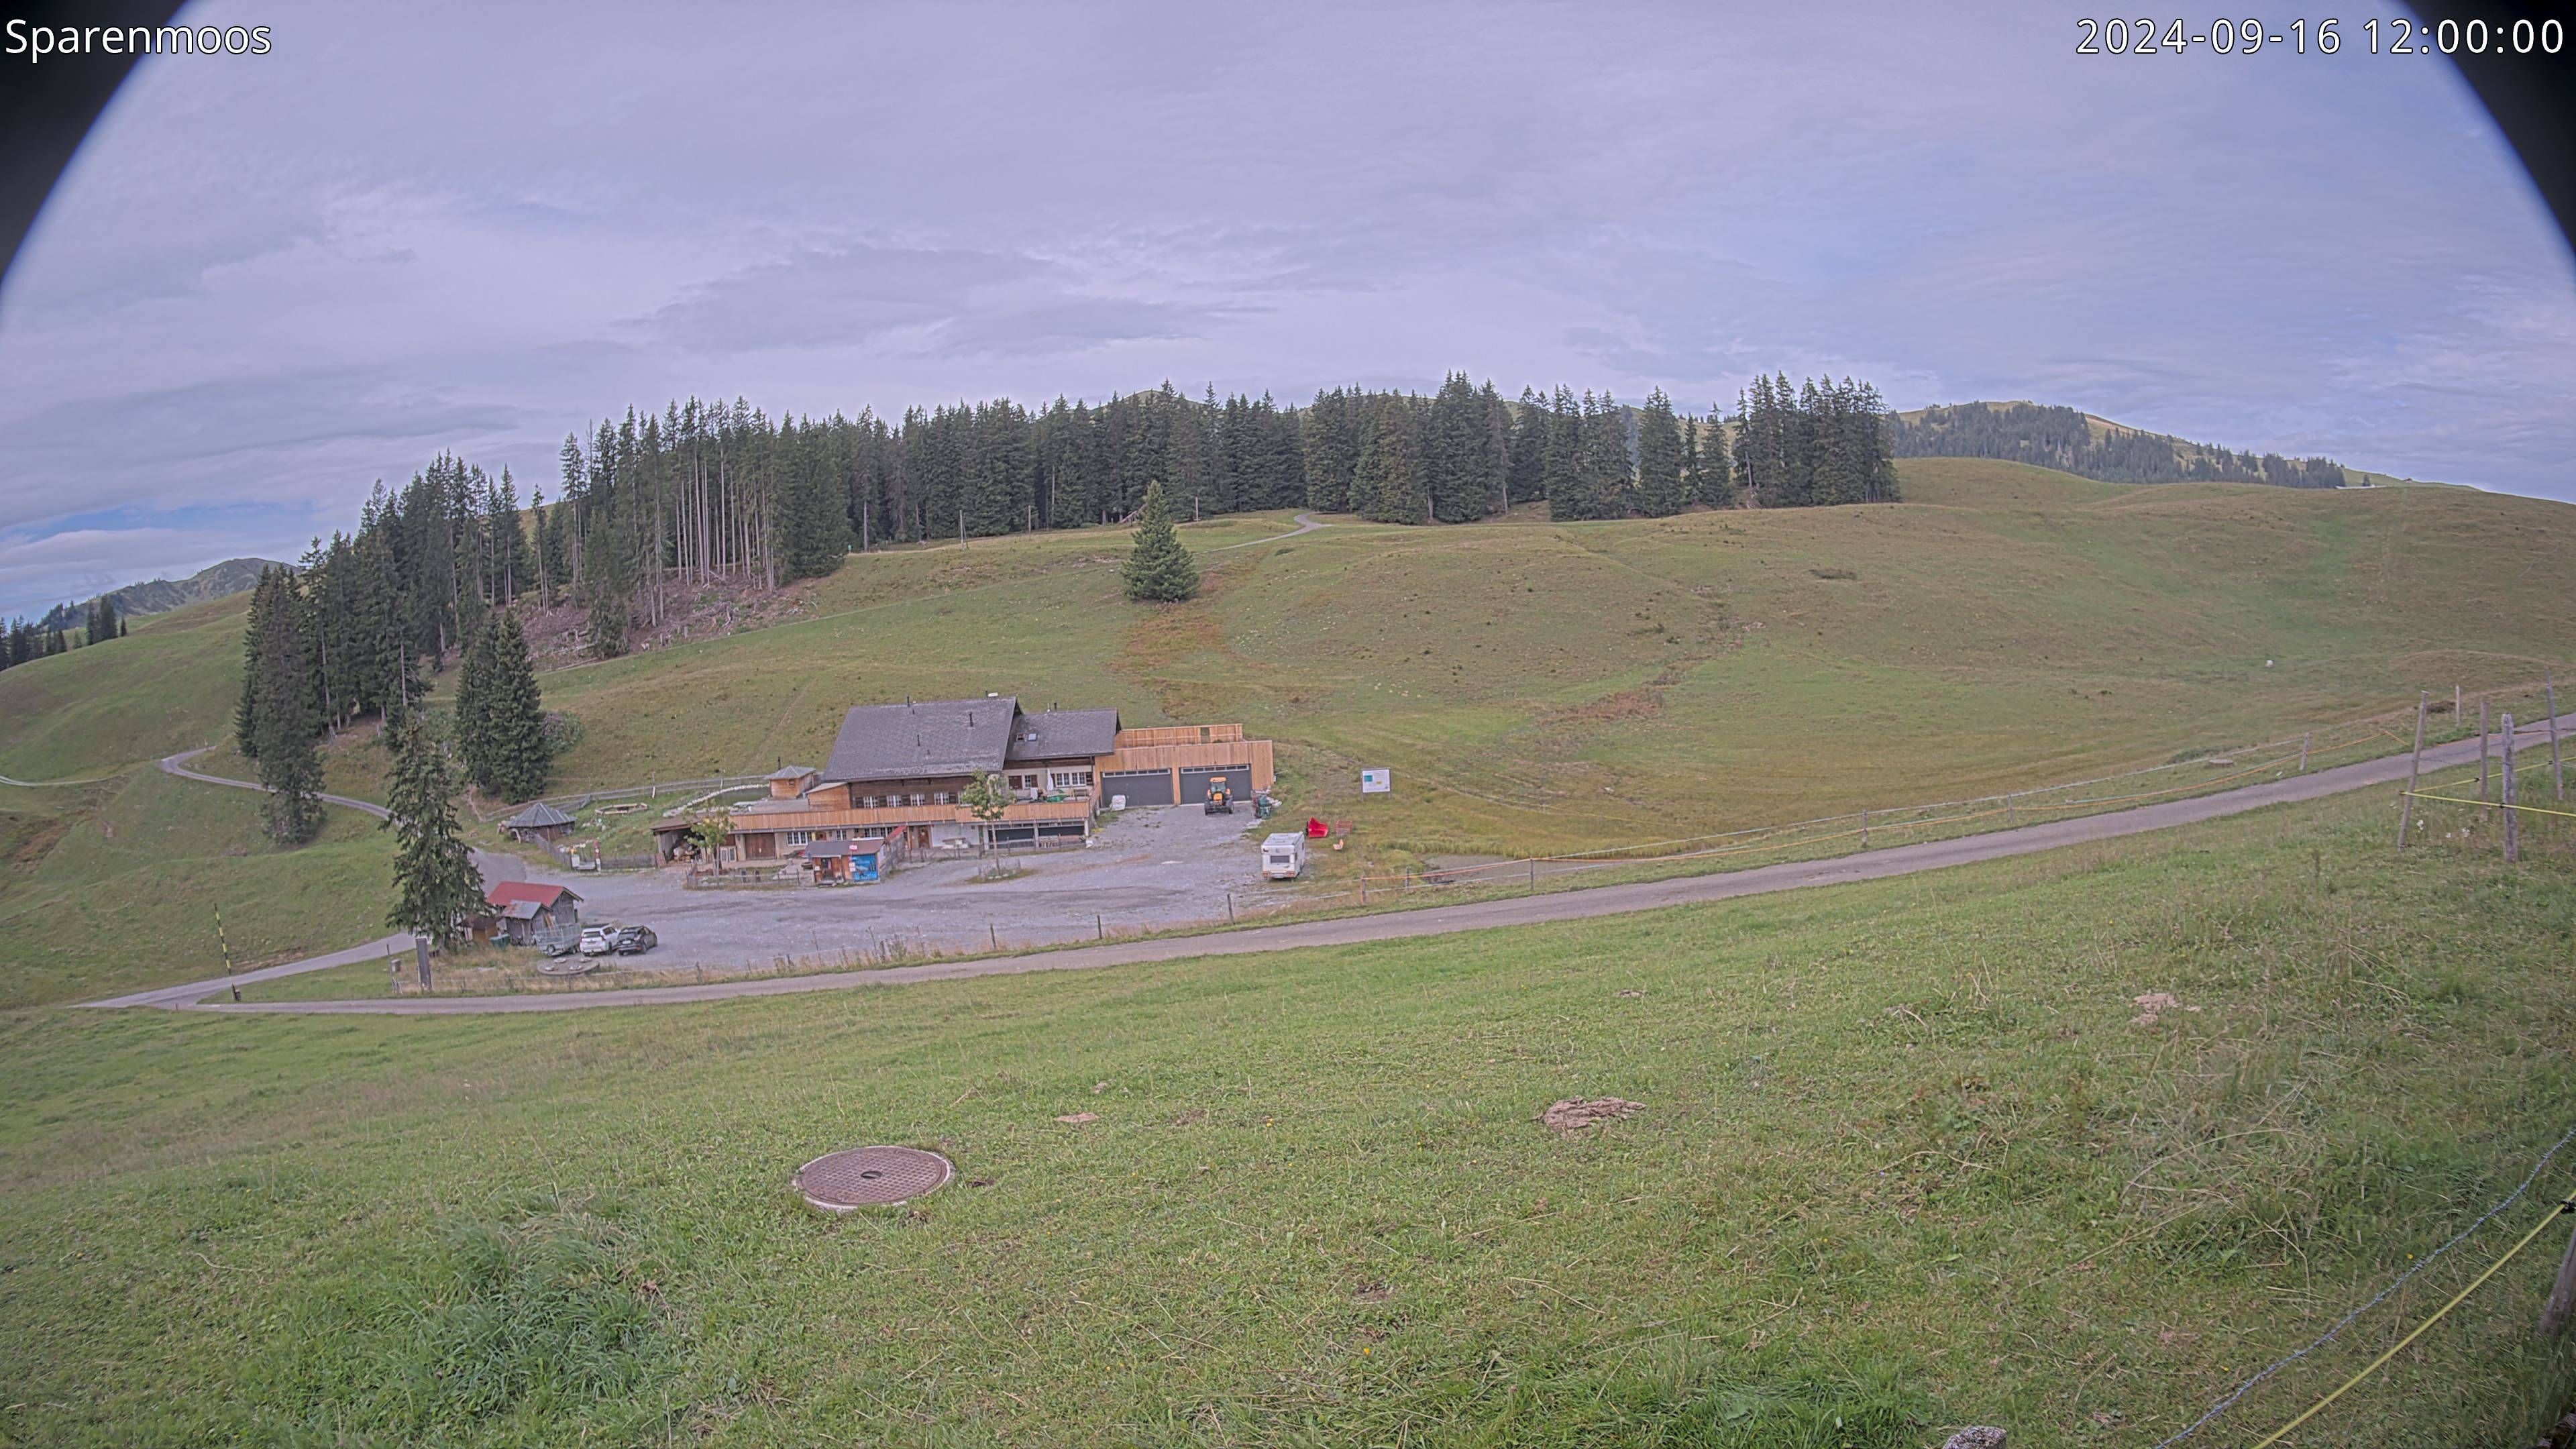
<box><xmin>1179</xmin><ymin>767</ymin><xmax>1240</xmax><ymax>805</ymax></box>
<box><xmin>1102</xmin><ymin>769</ymin><xmax>1173</xmax><ymax>807</ymax></box>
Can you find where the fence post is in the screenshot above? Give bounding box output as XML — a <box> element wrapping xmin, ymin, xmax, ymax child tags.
<box><xmin>1095</xmin><ymin>914</ymin><xmax>1103</xmax><ymax>941</ymax></box>
<box><xmin>989</xmin><ymin>920</ymin><xmax>998</xmax><ymax>951</ymax></box>
<box><xmin>2548</xmin><ymin>668</ymin><xmax>2564</xmax><ymax>800</ymax></box>
<box><xmin>2299</xmin><ymin>733</ymin><xmax>2310</xmax><ymax>773</ymax></box>
<box><xmin>2481</xmin><ymin>700</ymin><xmax>2492</xmax><ymax>799</ymax></box>
<box><xmin>2504</xmin><ymin>714</ymin><xmax>2520</xmax><ymax>863</ymax></box>
<box><xmin>1861</xmin><ymin>807</ymin><xmax>1870</xmax><ymax>847</ymax></box>
<box><xmin>1226</xmin><ymin>892</ymin><xmax>1234</xmax><ymax>924</ymax></box>
<box><xmin>2456</xmin><ymin>684</ymin><xmax>2463</xmax><ymax>726</ymax></box>
<box><xmin>2397</xmin><ymin>691</ymin><xmax>2427</xmax><ymax>849</ymax></box>
<box><xmin>1529</xmin><ymin>857</ymin><xmax>1537</xmax><ymax>891</ymax></box>
<box><xmin>2541</xmin><ymin>1214</ymin><xmax>2576</xmax><ymax>1337</ymax></box>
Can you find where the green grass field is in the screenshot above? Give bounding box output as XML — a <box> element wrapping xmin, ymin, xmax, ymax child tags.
<box><xmin>5</xmin><ymin>460</ymin><xmax>2573</xmax><ymax>1006</ymax></box>
<box><xmin>531</xmin><ymin>462</ymin><xmax>2576</xmax><ymax>867</ymax></box>
<box><xmin>0</xmin><ymin>766</ymin><xmax>394</xmax><ymax>1010</ymax></box>
<box><xmin>4</xmin><ymin>785</ymin><xmax>2573</xmax><ymax>1446</ymax></box>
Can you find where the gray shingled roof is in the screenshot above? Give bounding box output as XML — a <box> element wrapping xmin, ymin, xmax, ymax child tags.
<box><xmin>822</xmin><ymin>698</ymin><xmax>1019</xmax><ymax>783</ymax></box>
<box><xmin>1005</xmin><ymin>708</ymin><xmax>1121</xmax><ymax>763</ymax></box>
<box><xmin>504</xmin><ymin>801</ymin><xmax>576</xmax><ymax>829</ymax></box>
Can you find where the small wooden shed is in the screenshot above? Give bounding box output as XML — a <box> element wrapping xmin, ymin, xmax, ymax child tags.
<box><xmin>503</xmin><ymin>800</ymin><xmax>578</xmax><ymax>843</ymax></box>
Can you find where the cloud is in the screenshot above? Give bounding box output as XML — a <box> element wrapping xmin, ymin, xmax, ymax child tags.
<box><xmin>0</xmin><ymin>0</ymin><xmax>2572</xmax><ymax>612</ymax></box>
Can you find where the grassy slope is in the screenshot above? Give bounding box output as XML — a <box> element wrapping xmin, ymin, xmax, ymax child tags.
<box><xmin>3</xmin><ymin>786</ymin><xmax>2573</xmax><ymax>1446</ymax></box>
<box><xmin>0</xmin><ymin>767</ymin><xmax>394</xmax><ymax>1009</ymax></box>
<box><xmin>537</xmin><ymin>461</ymin><xmax>2576</xmax><ymax>862</ymax></box>
<box><xmin>0</xmin><ymin>591</ymin><xmax>249</xmax><ymax>781</ymax></box>
<box><xmin>5</xmin><ymin>467</ymin><xmax>2572</xmax><ymax>1006</ymax></box>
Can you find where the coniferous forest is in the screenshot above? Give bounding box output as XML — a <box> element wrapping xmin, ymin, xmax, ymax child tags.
<box><xmin>1887</xmin><ymin>401</ymin><xmax>2346</xmax><ymax>488</ymax></box>
<box><xmin>54</xmin><ymin>369</ymin><xmax>1923</xmax><ymax>788</ymax></box>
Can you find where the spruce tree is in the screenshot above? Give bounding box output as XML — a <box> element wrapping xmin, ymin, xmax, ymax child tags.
<box><xmin>382</xmin><ymin>718</ymin><xmax>482</xmax><ymax>948</ymax></box>
<box><xmin>1351</xmin><ymin>397</ymin><xmax>1428</xmax><ymax>523</ymax></box>
<box><xmin>453</xmin><ymin>617</ymin><xmax>500</xmax><ymax>794</ymax></box>
<box><xmin>1633</xmin><ymin>390</ymin><xmax>1691</xmax><ymax>517</ymax></box>
<box><xmin>246</xmin><ymin>569</ymin><xmax>325</xmax><ymax>845</ymax></box>
<box><xmin>484</xmin><ymin>613</ymin><xmax>550</xmax><ymax>801</ymax></box>
<box><xmin>1121</xmin><ymin>481</ymin><xmax>1199</xmax><ymax>602</ymax></box>
<box><xmin>1697</xmin><ymin>405</ymin><xmax>1739</xmax><ymax>506</ymax></box>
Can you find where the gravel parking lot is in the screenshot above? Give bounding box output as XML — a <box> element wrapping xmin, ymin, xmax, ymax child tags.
<box><xmin>533</xmin><ymin>806</ymin><xmax>1292</xmax><ymax>972</ymax></box>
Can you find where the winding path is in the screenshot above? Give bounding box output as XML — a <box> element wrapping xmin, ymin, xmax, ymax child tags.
<box><xmin>89</xmin><ymin>719</ymin><xmax>2565</xmax><ymax>1016</ymax></box>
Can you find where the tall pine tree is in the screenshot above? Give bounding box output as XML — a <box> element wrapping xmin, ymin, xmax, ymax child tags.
<box><xmin>382</xmin><ymin>718</ymin><xmax>482</xmax><ymax>949</ymax></box>
<box><xmin>1633</xmin><ymin>390</ymin><xmax>1690</xmax><ymax>517</ymax></box>
<box><xmin>246</xmin><ymin>568</ymin><xmax>324</xmax><ymax>845</ymax></box>
<box><xmin>1121</xmin><ymin>481</ymin><xmax>1199</xmax><ymax>602</ymax></box>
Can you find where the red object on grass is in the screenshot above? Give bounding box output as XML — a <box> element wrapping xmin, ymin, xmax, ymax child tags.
<box><xmin>1305</xmin><ymin>817</ymin><xmax>1328</xmax><ymax>839</ymax></box>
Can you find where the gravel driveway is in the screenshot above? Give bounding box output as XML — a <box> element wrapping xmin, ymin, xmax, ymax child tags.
<box><xmin>537</xmin><ymin>805</ymin><xmax>1287</xmax><ymax>970</ymax></box>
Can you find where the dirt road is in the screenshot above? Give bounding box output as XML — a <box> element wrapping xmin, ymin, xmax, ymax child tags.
<box><xmin>104</xmin><ymin>717</ymin><xmax>2559</xmax><ymax>1016</ymax></box>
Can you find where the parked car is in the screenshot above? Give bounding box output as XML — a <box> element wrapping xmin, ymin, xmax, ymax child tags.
<box><xmin>578</xmin><ymin>925</ymin><xmax>614</xmax><ymax>957</ymax></box>
<box><xmin>608</xmin><ymin>925</ymin><xmax>658</xmax><ymax>955</ymax></box>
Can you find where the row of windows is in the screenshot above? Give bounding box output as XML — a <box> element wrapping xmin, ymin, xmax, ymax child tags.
<box><xmin>781</xmin><ymin>827</ymin><xmax>888</xmax><ymax>847</ymax></box>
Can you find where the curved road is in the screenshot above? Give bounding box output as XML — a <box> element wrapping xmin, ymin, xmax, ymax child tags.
<box><xmin>92</xmin><ymin>718</ymin><xmax>2563</xmax><ymax>1016</ymax></box>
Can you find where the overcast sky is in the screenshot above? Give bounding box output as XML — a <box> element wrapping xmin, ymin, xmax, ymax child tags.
<box><xmin>1</xmin><ymin>0</ymin><xmax>2570</xmax><ymax>614</ymax></box>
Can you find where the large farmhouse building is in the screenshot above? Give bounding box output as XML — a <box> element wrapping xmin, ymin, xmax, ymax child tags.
<box><xmin>662</xmin><ymin>696</ymin><xmax>1273</xmax><ymax>866</ymax></box>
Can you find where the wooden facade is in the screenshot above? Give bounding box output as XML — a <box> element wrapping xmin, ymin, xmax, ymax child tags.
<box><xmin>714</xmin><ymin>705</ymin><xmax>1275</xmax><ymax>869</ymax></box>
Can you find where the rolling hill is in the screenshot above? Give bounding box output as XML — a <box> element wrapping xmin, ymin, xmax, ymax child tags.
<box><xmin>30</xmin><ymin>556</ymin><xmax>279</xmax><ymax>635</ymax></box>
<box><xmin>1890</xmin><ymin>401</ymin><xmax>2347</xmax><ymax>488</ymax></box>
<box><xmin>5</xmin><ymin>456</ymin><xmax>2574</xmax><ymax>871</ymax></box>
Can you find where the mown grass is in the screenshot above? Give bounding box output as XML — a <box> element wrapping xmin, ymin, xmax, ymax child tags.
<box><xmin>5</xmin><ymin>785</ymin><xmax>2575</xmax><ymax>1446</ymax></box>
<box><xmin>529</xmin><ymin>462</ymin><xmax>2576</xmax><ymax>868</ymax></box>
<box><xmin>0</xmin><ymin>766</ymin><xmax>394</xmax><ymax>1009</ymax></box>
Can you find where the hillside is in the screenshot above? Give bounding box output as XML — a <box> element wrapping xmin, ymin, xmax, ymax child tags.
<box><xmin>31</xmin><ymin>556</ymin><xmax>278</xmax><ymax>635</ymax></box>
<box><xmin>6</xmin><ymin>460</ymin><xmax>2574</xmax><ymax>869</ymax></box>
<box><xmin>1890</xmin><ymin>401</ymin><xmax>2347</xmax><ymax>488</ymax></box>
<box><xmin>7</xmin><ymin>785</ymin><xmax>2573</xmax><ymax>1443</ymax></box>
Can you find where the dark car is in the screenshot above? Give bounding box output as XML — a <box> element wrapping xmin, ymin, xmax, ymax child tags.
<box><xmin>609</xmin><ymin>925</ymin><xmax>657</xmax><ymax>955</ymax></box>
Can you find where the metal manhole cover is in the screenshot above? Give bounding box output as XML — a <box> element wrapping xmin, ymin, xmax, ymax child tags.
<box><xmin>793</xmin><ymin>1145</ymin><xmax>954</xmax><ymax>1213</ymax></box>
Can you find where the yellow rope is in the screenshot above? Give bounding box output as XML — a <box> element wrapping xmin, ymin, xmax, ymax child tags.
<box><xmin>2244</xmin><ymin>1198</ymin><xmax>2573</xmax><ymax>1449</ymax></box>
<box><xmin>2403</xmin><ymin>790</ymin><xmax>2576</xmax><ymax>822</ymax></box>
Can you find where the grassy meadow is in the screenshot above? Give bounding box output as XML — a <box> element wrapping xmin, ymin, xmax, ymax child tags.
<box><xmin>0</xmin><ymin>765</ymin><xmax>396</xmax><ymax>1010</ymax></box>
<box><xmin>5</xmin><ymin>460</ymin><xmax>2575</xmax><ymax>1006</ymax></box>
<box><xmin>5</xmin><ymin>785</ymin><xmax>2576</xmax><ymax>1445</ymax></box>
<box><xmin>529</xmin><ymin>460</ymin><xmax>2576</xmax><ymax>865</ymax></box>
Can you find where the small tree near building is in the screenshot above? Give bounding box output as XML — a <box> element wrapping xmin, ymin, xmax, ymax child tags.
<box><xmin>382</xmin><ymin>718</ymin><xmax>482</xmax><ymax>949</ymax></box>
<box><xmin>1121</xmin><ymin>481</ymin><xmax>1199</xmax><ymax>602</ymax></box>
<box><xmin>961</xmin><ymin>771</ymin><xmax>1012</xmax><ymax>852</ymax></box>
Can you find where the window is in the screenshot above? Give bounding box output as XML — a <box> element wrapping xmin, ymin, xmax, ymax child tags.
<box><xmin>1049</xmin><ymin>768</ymin><xmax>1093</xmax><ymax>793</ymax></box>
<box><xmin>783</xmin><ymin>830</ymin><xmax>812</xmax><ymax>846</ymax></box>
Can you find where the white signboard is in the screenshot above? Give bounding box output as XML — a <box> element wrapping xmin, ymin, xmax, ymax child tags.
<box><xmin>1359</xmin><ymin>767</ymin><xmax>1391</xmax><ymax>794</ymax></box>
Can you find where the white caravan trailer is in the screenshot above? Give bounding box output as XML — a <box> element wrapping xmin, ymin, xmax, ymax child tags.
<box><xmin>1260</xmin><ymin>832</ymin><xmax>1306</xmax><ymax>880</ymax></box>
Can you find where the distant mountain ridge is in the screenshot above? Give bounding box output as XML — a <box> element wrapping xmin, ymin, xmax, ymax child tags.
<box><xmin>34</xmin><ymin>557</ymin><xmax>280</xmax><ymax>634</ymax></box>
<box><xmin>1888</xmin><ymin>401</ymin><xmax>2347</xmax><ymax>489</ymax></box>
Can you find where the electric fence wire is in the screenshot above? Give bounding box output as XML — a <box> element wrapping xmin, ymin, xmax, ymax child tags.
<box><xmin>2147</xmin><ymin>1119</ymin><xmax>2576</xmax><ymax>1448</ymax></box>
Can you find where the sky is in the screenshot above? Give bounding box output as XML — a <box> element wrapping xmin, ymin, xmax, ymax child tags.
<box><xmin>1</xmin><ymin>0</ymin><xmax>2571</xmax><ymax>615</ymax></box>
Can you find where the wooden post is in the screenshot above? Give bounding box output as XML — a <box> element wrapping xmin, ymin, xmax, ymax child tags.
<box><xmin>2504</xmin><ymin>714</ymin><xmax>2520</xmax><ymax>863</ymax></box>
<box><xmin>2299</xmin><ymin>733</ymin><xmax>2310</xmax><ymax>772</ymax></box>
<box><xmin>988</xmin><ymin>920</ymin><xmax>998</xmax><ymax>951</ymax></box>
<box><xmin>2397</xmin><ymin>691</ymin><xmax>2428</xmax><ymax>849</ymax></box>
<box><xmin>1529</xmin><ymin>857</ymin><xmax>1537</xmax><ymax>890</ymax></box>
<box><xmin>1226</xmin><ymin>892</ymin><xmax>1234</xmax><ymax>924</ymax></box>
<box><xmin>216</xmin><ymin>906</ymin><xmax>238</xmax><ymax>1003</ymax></box>
<box><xmin>2481</xmin><ymin>700</ymin><xmax>2492</xmax><ymax>799</ymax></box>
<box><xmin>2456</xmin><ymin>684</ymin><xmax>2463</xmax><ymax>726</ymax></box>
<box><xmin>414</xmin><ymin>936</ymin><xmax>433</xmax><ymax>991</ymax></box>
<box><xmin>2548</xmin><ymin>669</ymin><xmax>2564</xmax><ymax>799</ymax></box>
<box><xmin>2540</xmin><ymin>1210</ymin><xmax>2576</xmax><ymax>1336</ymax></box>
<box><xmin>1095</xmin><ymin>914</ymin><xmax>1104</xmax><ymax>941</ymax></box>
